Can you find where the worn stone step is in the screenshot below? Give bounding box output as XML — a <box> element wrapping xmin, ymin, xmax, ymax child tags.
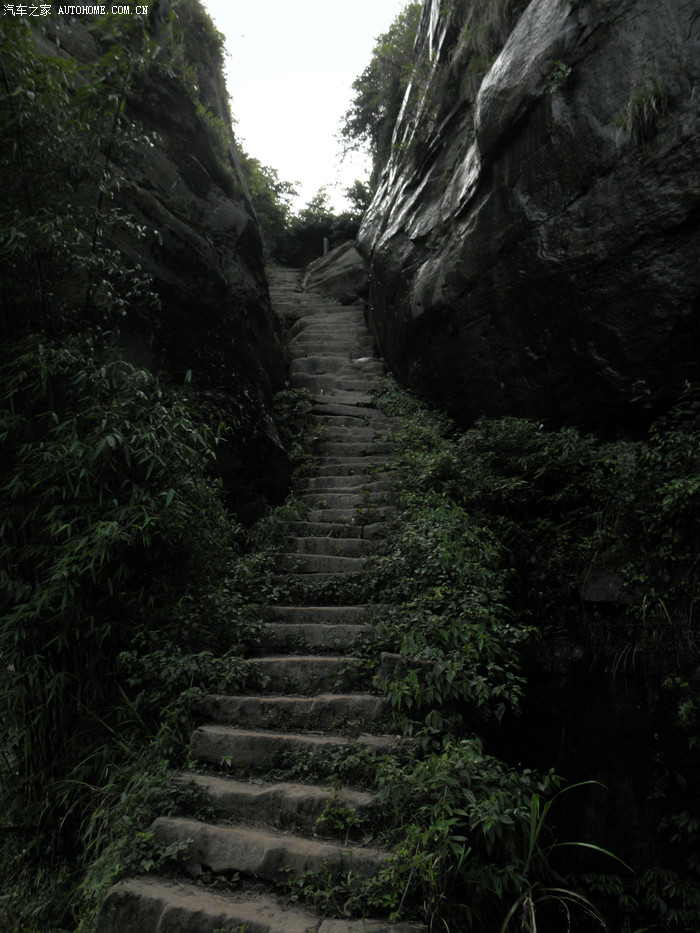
<box><xmin>275</xmin><ymin>553</ymin><xmax>366</xmax><ymax>574</ymax></box>
<box><xmin>290</xmin><ymin>310</ymin><xmax>365</xmax><ymax>326</ymax></box>
<box><xmin>295</xmin><ymin>374</ymin><xmax>381</xmax><ymax>393</ymax></box>
<box><xmin>289</xmin><ymin>355</ymin><xmax>381</xmax><ymax>374</ymax></box>
<box><xmin>311</xmin><ymin>413</ymin><xmax>390</xmax><ymax>429</ymax></box>
<box><xmin>318</xmin><ymin>426</ymin><xmax>390</xmax><ymax>440</ymax></box>
<box><xmin>306</xmin><ymin>507</ymin><xmax>394</xmax><ymax>523</ymax></box>
<box><xmin>287</xmin><ymin>315</ymin><xmax>366</xmax><ymax>331</ymax></box>
<box><xmin>309</xmin><ymin>402</ymin><xmax>389</xmax><ymax>420</ymax></box>
<box><xmin>315</xmin><ymin>441</ymin><xmax>396</xmax><ymax>458</ymax></box>
<box><xmin>298</xmin><ymin>476</ymin><xmax>392</xmax><ymax>492</ymax></box>
<box><xmin>287</xmin><ymin>334</ymin><xmax>376</xmax><ymax>344</ymax></box>
<box><xmin>311</xmin><ymin>390</ymin><xmax>377</xmax><ymax>404</ymax></box>
<box><xmin>288</xmin><ymin>342</ymin><xmax>377</xmax><ymax>358</ymax></box>
<box><xmin>151</xmin><ymin>817</ymin><xmax>389</xmax><ymax>884</ymax></box>
<box><xmin>282</xmin><ymin>520</ymin><xmax>388</xmax><ymax>539</ymax></box>
<box><xmin>248</xmin><ymin>655</ymin><xmax>365</xmax><ymax>692</ymax></box>
<box><xmin>282</xmin><ymin>535</ymin><xmax>374</xmax><ymax>556</ymax></box>
<box><xmin>310</xmin><ymin>458</ymin><xmax>390</xmax><ymax>476</ymax></box>
<box><xmin>262</xmin><ymin>605</ymin><xmax>375</xmax><ymax>624</ymax></box>
<box><xmin>102</xmin><ymin>875</ymin><xmax>427</xmax><ymax>932</ymax></box>
<box><xmin>259</xmin><ymin>622</ymin><xmax>370</xmax><ymax>651</ymax></box>
<box><xmin>275</xmin><ymin>553</ymin><xmax>364</xmax><ymax>573</ymax></box>
<box><xmin>191</xmin><ymin>725</ymin><xmax>402</xmax><ymax>771</ymax></box>
<box><xmin>177</xmin><ymin>773</ymin><xmax>378</xmax><ymax>830</ymax></box>
<box><xmin>281</xmin><ymin>520</ymin><xmax>365</xmax><ymax>538</ymax></box>
<box><xmin>300</xmin><ymin>492</ymin><xmax>394</xmax><ymax>509</ymax></box>
<box><xmin>97</xmin><ymin>878</ymin><xmax>322</xmax><ymax>933</ymax></box>
<box><xmin>197</xmin><ymin>692</ymin><xmax>390</xmax><ymax>730</ymax></box>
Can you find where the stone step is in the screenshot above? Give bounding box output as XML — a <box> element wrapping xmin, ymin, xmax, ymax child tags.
<box><xmin>151</xmin><ymin>817</ymin><xmax>389</xmax><ymax>884</ymax></box>
<box><xmin>314</xmin><ymin>441</ymin><xmax>395</xmax><ymax>457</ymax></box>
<box><xmin>282</xmin><ymin>520</ymin><xmax>388</xmax><ymax>539</ymax></box>
<box><xmin>300</xmin><ymin>492</ymin><xmax>394</xmax><ymax>509</ymax></box>
<box><xmin>309</xmin><ymin>402</ymin><xmax>389</xmax><ymax>420</ymax></box>
<box><xmin>298</xmin><ymin>476</ymin><xmax>392</xmax><ymax>492</ymax></box>
<box><xmin>290</xmin><ymin>311</ymin><xmax>366</xmax><ymax>326</ymax></box>
<box><xmin>282</xmin><ymin>535</ymin><xmax>374</xmax><ymax>556</ymax></box>
<box><xmin>197</xmin><ymin>692</ymin><xmax>390</xmax><ymax>730</ymax></box>
<box><xmin>288</xmin><ymin>342</ymin><xmax>377</xmax><ymax>358</ymax></box>
<box><xmin>177</xmin><ymin>773</ymin><xmax>377</xmax><ymax>830</ymax></box>
<box><xmin>305</xmin><ymin>507</ymin><xmax>394</xmax><ymax>523</ymax></box>
<box><xmin>281</xmin><ymin>520</ymin><xmax>365</xmax><ymax>538</ymax></box>
<box><xmin>262</xmin><ymin>605</ymin><xmax>375</xmax><ymax>624</ymax></box>
<box><xmin>289</xmin><ymin>355</ymin><xmax>381</xmax><ymax>373</ymax></box>
<box><xmin>295</xmin><ymin>374</ymin><xmax>381</xmax><ymax>393</ymax></box>
<box><xmin>247</xmin><ymin>655</ymin><xmax>365</xmax><ymax>692</ymax></box>
<box><xmin>311</xmin><ymin>391</ymin><xmax>376</xmax><ymax>406</ymax></box>
<box><xmin>96</xmin><ymin>878</ymin><xmax>321</xmax><ymax>933</ymax></box>
<box><xmin>318</xmin><ymin>426</ymin><xmax>390</xmax><ymax>440</ymax></box>
<box><xmin>287</xmin><ymin>329</ymin><xmax>374</xmax><ymax>342</ymax></box>
<box><xmin>191</xmin><ymin>725</ymin><xmax>402</xmax><ymax>771</ymax></box>
<box><xmin>275</xmin><ymin>553</ymin><xmax>364</xmax><ymax>574</ymax></box>
<box><xmin>98</xmin><ymin>876</ymin><xmax>427</xmax><ymax>933</ymax></box>
<box><xmin>259</xmin><ymin>622</ymin><xmax>370</xmax><ymax>651</ymax></box>
<box><xmin>275</xmin><ymin>553</ymin><xmax>366</xmax><ymax>574</ymax></box>
<box><xmin>311</xmin><ymin>413</ymin><xmax>390</xmax><ymax>429</ymax></box>
<box><xmin>287</xmin><ymin>313</ymin><xmax>366</xmax><ymax>328</ymax></box>
<box><xmin>310</xmin><ymin>458</ymin><xmax>390</xmax><ymax>476</ymax></box>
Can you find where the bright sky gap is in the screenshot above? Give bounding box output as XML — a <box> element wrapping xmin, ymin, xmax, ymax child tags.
<box><xmin>203</xmin><ymin>0</ymin><xmax>408</xmax><ymax>211</ymax></box>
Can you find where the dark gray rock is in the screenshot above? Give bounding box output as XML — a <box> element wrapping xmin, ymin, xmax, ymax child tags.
<box><xmin>359</xmin><ymin>0</ymin><xmax>700</xmax><ymax>433</ymax></box>
<box><xmin>43</xmin><ymin>13</ymin><xmax>289</xmax><ymax>515</ymax></box>
<box><xmin>303</xmin><ymin>241</ymin><xmax>369</xmax><ymax>305</ymax></box>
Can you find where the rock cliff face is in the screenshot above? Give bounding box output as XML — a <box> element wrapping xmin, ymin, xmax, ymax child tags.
<box><xmin>44</xmin><ymin>8</ymin><xmax>288</xmax><ymax>516</ymax></box>
<box><xmin>359</xmin><ymin>0</ymin><xmax>700</xmax><ymax>433</ymax></box>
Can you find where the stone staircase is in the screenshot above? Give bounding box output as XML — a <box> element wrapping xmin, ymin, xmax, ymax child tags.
<box><xmin>96</xmin><ymin>269</ymin><xmax>424</xmax><ymax>933</ymax></box>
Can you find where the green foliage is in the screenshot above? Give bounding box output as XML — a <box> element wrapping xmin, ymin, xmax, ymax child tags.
<box><xmin>617</xmin><ymin>66</ymin><xmax>669</xmax><ymax>144</ymax></box>
<box><xmin>0</xmin><ymin>9</ymin><xmax>282</xmax><ymax>930</ymax></box>
<box><xmin>370</xmin><ymin>376</ymin><xmax>700</xmax><ymax>931</ymax></box>
<box><xmin>0</xmin><ymin>336</ymin><xmax>233</xmax><ymax>813</ymax></box>
<box><xmin>370</xmin><ymin>499</ymin><xmax>530</xmax><ymax>727</ymax></box>
<box><xmin>340</xmin><ymin>2</ymin><xmax>422</xmax><ymax>182</ymax></box>
<box><xmin>280</xmin><ymin>187</ymin><xmax>365</xmax><ymax>267</ymax></box>
<box><xmin>240</xmin><ymin>152</ymin><xmax>298</xmax><ymax>260</ymax></box>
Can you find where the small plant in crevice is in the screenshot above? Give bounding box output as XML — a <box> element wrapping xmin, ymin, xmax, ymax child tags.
<box><xmin>616</xmin><ymin>67</ymin><xmax>669</xmax><ymax>144</ymax></box>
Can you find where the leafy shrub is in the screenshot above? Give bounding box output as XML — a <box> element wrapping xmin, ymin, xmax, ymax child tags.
<box><xmin>371</xmin><ymin>376</ymin><xmax>700</xmax><ymax>931</ymax></box>
<box><xmin>0</xmin><ymin>337</ymin><xmax>233</xmax><ymax>815</ymax></box>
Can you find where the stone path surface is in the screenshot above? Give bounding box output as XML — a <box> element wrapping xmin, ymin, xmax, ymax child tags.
<box><xmin>96</xmin><ymin>269</ymin><xmax>424</xmax><ymax>933</ymax></box>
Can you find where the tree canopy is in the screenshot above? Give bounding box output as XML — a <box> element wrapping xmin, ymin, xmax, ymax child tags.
<box><xmin>339</xmin><ymin>2</ymin><xmax>422</xmax><ymax>184</ymax></box>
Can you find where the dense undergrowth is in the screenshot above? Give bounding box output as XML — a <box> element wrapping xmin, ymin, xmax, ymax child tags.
<box><xmin>336</xmin><ymin>377</ymin><xmax>700</xmax><ymax>932</ymax></box>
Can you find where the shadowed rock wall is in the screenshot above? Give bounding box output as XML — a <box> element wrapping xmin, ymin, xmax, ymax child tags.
<box><xmin>43</xmin><ymin>9</ymin><xmax>289</xmax><ymax>517</ymax></box>
<box><xmin>359</xmin><ymin>0</ymin><xmax>700</xmax><ymax>433</ymax></box>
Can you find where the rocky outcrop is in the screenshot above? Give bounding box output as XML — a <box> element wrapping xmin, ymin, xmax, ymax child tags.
<box><xmin>302</xmin><ymin>241</ymin><xmax>369</xmax><ymax>305</ymax></box>
<box><xmin>42</xmin><ymin>9</ymin><xmax>288</xmax><ymax>516</ymax></box>
<box><xmin>359</xmin><ymin>0</ymin><xmax>700</xmax><ymax>433</ymax></box>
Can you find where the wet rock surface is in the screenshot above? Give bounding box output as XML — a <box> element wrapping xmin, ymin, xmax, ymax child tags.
<box><xmin>359</xmin><ymin>0</ymin><xmax>700</xmax><ymax>433</ymax></box>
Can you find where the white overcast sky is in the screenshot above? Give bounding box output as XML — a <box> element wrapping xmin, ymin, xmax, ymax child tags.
<box><xmin>202</xmin><ymin>0</ymin><xmax>409</xmax><ymax>211</ymax></box>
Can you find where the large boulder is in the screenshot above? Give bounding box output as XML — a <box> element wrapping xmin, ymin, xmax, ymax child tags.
<box><xmin>359</xmin><ymin>0</ymin><xmax>700</xmax><ymax>433</ymax></box>
<box><xmin>302</xmin><ymin>241</ymin><xmax>368</xmax><ymax>305</ymax></box>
